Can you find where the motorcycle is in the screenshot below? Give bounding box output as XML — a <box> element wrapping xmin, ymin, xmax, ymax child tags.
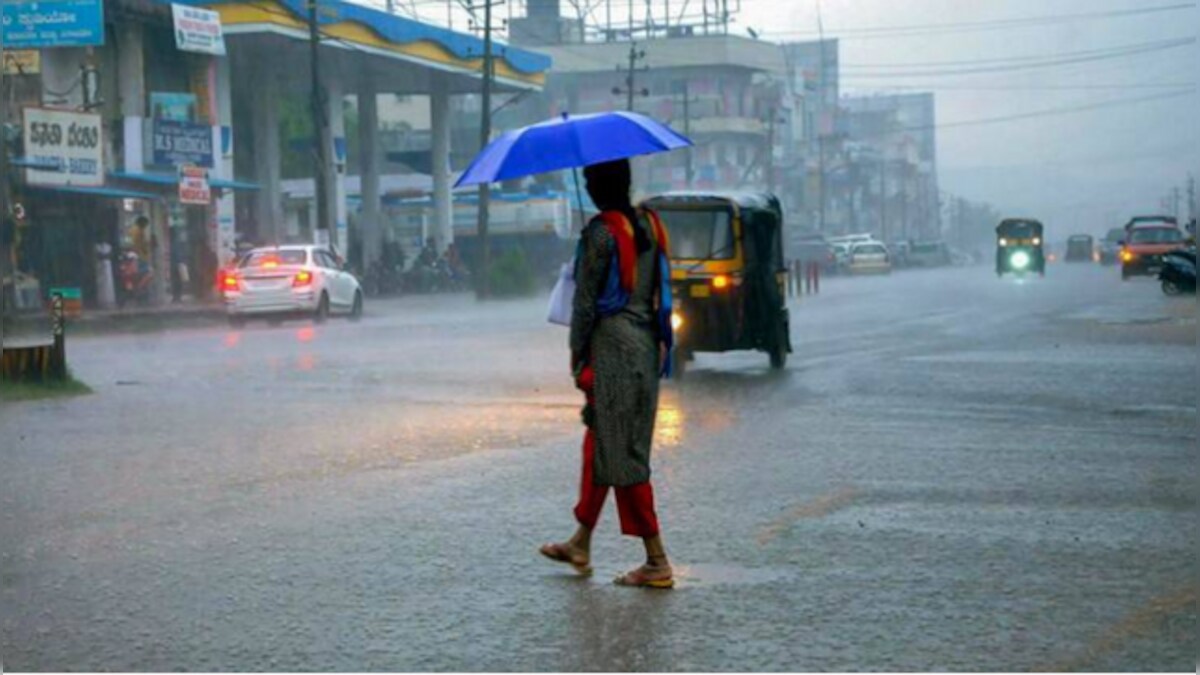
<box><xmin>1158</xmin><ymin>249</ymin><xmax>1196</xmax><ymax>296</ymax></box>
<box><xmin>118</xmin><ymin>251</ymin><xmax>154</xmax><ymax>306</ymax></box>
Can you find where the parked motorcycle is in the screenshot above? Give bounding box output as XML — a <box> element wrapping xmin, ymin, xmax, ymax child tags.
<box><xmin>1158</xmin><ymin>249</ymin><xmax>1196</xmax><ymax>296</ymax></box>
<box><xmin>118</xmin><ymin>251</ymin><xmax>154</xmax><ymax>306</ymax></box>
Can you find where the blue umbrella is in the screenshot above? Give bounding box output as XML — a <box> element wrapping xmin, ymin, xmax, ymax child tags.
<box><xmin>454</xmin><ymin>111</ymin><xmax>693</xmax><ymax>188</ymax></box>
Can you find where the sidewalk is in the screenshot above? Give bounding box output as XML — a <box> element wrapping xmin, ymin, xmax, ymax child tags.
<box><xmin>66</xmin><ymin>299</ymin><xmax>226</xmax><ymax>335</ymax></box>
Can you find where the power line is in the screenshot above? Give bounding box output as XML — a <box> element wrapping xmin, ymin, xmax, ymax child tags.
<box><xmin>840</xmin><ymin>37</ymin><xmax>1196</xmax><ymax>69</ymax></box>
<box><xmin>842</xmin><ymin>83</ymin><xmax>1196</xmax><ymax>92</ymax></box>
<box><xmin>764</xmin><ymin>2</ymin><xmax>1197</xmax><ymax>40</ymax></box>
<box><xmin>883</xmin><ymin>89</ymin><xmax>1197</xmax><ymax>137</ymax></box>
<box><xmin>839</xmin><ymin>36</ymin><xmax>1195</xmax><ymax>78</ymax></box>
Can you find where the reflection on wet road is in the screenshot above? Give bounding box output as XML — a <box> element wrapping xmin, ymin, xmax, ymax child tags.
<box><xmin>1</xmin><ymin>265</ymin><xmax>1195</xmax><ymax>670</ymax></box>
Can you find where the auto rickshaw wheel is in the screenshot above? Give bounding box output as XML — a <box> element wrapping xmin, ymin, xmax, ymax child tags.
<box><xmin>769</xmin><ymin>319</ymin><xmax>789</xmax><ymax>370</ymax></box>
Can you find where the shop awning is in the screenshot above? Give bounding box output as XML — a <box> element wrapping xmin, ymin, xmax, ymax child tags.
<box><xmin>211</xmin><ymin>178</ymin><xmax>260</xmax><ymax>191</ymax></box>
<box><xmin>28</xmin><ymin>184</ymin><xmax>161</xmax><ymax>200</ymax></box>
<box><xmin>108</xmin><ymin>171</ymin><xmax>260</xmax><ymax>191</ymax></box>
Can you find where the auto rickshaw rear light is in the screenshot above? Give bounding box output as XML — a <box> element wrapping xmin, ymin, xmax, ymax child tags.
<box><xmin>293</xmin><ymin>270</ymin><xmax>313</xmax><ymax>287</ymax></box>
<box><xmin>712</xmin><ymin>275</ymin><xmax>730</xmax><ymax>290</ymax></box>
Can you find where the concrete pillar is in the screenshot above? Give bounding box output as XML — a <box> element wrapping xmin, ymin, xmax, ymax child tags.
<box><xmin>357</xmin><ymin>83</ymin><xmax>382</xmax><ymax>268</ymax></box>
<box><xmin>115</xmin><ymin>23</ymin><xmax>145</xmax><ymax>172</ymax></box>
<box><xmin>320</xmin><ymin>75</ymin><xmax>349</xmax><ymax>255</ymax></box>
<box><xmin>250</xmin><ymin>64</ymin><xmax>283</xmax><ymax>245</ymax></box>
<box><xmin>430</xmin><ymin>77</ymin><xmax>453</xmax><ymax>250</ymax></box>
<box><xmin>214</xmin><ymin>56</ymin><xmax>236</xmax><ymax>267</ymax></box>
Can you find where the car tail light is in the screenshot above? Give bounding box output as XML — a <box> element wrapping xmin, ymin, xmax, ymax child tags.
<box><xmin>293</xmin><ymin>270</ymin><xmax>313</xmax><ymax>287</ymax></box>
<box><xmin>220</xmin><ymin>271</ymin><xmax>239</xmax><ymax>292</ymax></box>
<box><xmin>712</xmin><ymin>274</ymin><xmax>730</xmax><ymax>290</ymax></box>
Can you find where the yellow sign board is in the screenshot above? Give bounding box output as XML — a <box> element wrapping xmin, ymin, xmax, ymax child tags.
<box><xmin>2</xmin><ymin>50</ymin><xmax>41</xmax><ymax>75</ymax></box>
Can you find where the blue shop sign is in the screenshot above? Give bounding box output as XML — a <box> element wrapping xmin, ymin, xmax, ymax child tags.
<box><xmin>152</xmin><ymin>119</ymin><xmax>214</xmax><ymax>168</ymax></box>
<box><xmin>1</xmin><ymin>0</ymin><xmax>104</xmax><ymax>48</ymax></box>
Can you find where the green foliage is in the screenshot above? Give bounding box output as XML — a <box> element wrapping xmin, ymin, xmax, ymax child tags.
<box><xmin>486</xmin><ymin>247</ymin><xmax>537</xmax><ymax>298</ymax></box>
<box><xmin>0</xmin><ymin>368</ymin><xmax>92</xmax><ymax>401</ymax></box>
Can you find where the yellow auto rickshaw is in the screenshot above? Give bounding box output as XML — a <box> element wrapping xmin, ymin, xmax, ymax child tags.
<box><xmin>641</xmin><ymin>192</ymin><xmax>791</xmax><ymax>377</ymax></box>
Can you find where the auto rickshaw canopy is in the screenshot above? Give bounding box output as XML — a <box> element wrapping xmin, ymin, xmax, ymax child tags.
<box><xmin>996</xmin><ymin>218</ymin><xmax>1044</xmax><ymax>238</ymax></box>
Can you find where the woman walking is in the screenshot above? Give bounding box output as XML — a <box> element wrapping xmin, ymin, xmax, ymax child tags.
<box><xmin>539</xmin><ymin>159</ymin><xmax>676</xmax><ymax>588</ymax></box>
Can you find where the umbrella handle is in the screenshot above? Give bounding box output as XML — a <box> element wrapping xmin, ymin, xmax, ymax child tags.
<box><xmin>572</xmin><ymin>167</ymin><xmax>586</xmax><ymax>233</ymax></box>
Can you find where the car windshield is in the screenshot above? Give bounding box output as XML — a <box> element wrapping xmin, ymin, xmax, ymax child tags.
<box><xmin>662</xmin><ymin>209</ymin><xmax>734</xmax><ymax>260</ymax></box>
<box><xmin>240</xmin><ymin>250</ymin><xmax>307</xmax><ymax>268</ymax></box>
<box><xmin>1129</xmin><ymin>228</ymin><xmax>1183</xmax><ymax>244</ymax></box>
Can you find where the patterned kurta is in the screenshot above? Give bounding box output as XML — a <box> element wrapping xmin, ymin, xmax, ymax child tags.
<box><xmin>570</xmin><ymin>213</ymin><xmax>662</xmax><ymax>487</ymax></box>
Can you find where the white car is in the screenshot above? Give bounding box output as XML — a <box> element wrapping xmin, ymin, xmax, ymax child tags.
<box><xmin>847</xmin><ymin>241</ymin><xmax>892</xmax><ymax>274</ymax></box>
<box><xmin>832</xmin><ymin>243</ymin><xmax>852</xmax><ymax>272</ymax></box>
<box><xmin>221</xmin><ymin>245</ymin><xmax>363</xmax><ymax>326</ymax></box>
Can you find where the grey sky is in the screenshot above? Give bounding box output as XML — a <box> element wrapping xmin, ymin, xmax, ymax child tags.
<box><xmin>749</xmin><ymin>0</ymin><xmax>1198</xmax><ymax>234</ymax></box>
<box><xmin>397</xmin><ymin>0</ymin><xmax>1198</xmax><ymax>235</ymax></box>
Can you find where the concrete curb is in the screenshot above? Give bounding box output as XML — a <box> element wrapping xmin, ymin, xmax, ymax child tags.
<box><xmin>67</xmin><ymin>307</ymin><xmax>228</xmax><ymax>335</ymax></box>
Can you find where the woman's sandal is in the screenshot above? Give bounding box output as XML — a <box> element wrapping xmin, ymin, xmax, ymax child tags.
<box><xmin>613</xmin><ymin>565</ymin><xmax>675</xmax><ymax>589</ymax></box>
<box><xmin>539</xmin><ymin>542</ymin><xmax>593</xmax><ymax>576</ymax></box>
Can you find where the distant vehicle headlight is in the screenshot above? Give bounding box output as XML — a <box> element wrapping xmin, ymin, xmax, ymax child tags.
<box><xmin>671</xmin><ymin>312</ymin><xmax>684</xmax><ymax>331</ymax></box>
<box><xmin>1010</xmin><ymin>251</ymin><xmax>1031</xmax><ymax>270</ymax></box>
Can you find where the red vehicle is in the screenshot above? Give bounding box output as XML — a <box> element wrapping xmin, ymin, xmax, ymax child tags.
<box><xmin>1120</xmin><ymin>216</ymin><xmax>1186</xmax><ymax>280</ymax></box>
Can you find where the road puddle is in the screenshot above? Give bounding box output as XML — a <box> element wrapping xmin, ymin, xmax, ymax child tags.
<box><xmin>671</xmin><ymin>563</ymin><xmax>794</xmax><ymax>588</ymax></box>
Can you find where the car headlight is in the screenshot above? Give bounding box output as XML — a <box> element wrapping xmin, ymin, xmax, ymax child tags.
<box><xmin>1010</xmin><ymin>251</ymin><xmax>1031</xmax><ymax>270</ymax></box>
<box><xmin>670</xmin><ymin>312</ymin><xmax>683</xmax><ymax>331</ymax></box>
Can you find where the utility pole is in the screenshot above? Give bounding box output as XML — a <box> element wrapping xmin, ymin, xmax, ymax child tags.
<box><xmin>613</xmin><ymin>43</ymin><xmax>647</xmax><ymax>112</ymax></box>
<box><xmin>682</xmin><ymin>81</ymin><xmax>694</xmax><ymax>187</ymax></box>
<box><xmin>879</xmin><ymin>158</ymin><xmax>887</xmax><ymax>242</ymax></box>
<box><xmin>0</xmin><ymin>14</ymin><xmax>12</xmax><ymax>342</ymax></box>
<box><xmin>1169</xmin><ymin>186</ymin><xmax>1181</xmax><ymax>220</ymax></box>
<box><xmin>475</xmin><ymin>0</ymin><xmax>497</xmax><ymax>298</ymax></box>
<box><xmin>765</xmin><ymin>112</ymin><xmax>776</xmax><ymax>194</ymax></box>
<box><xmin>1187</xmin><ymin>173</ymin><xmax>1196</xmax><ymax>220</ymax></box>
<box><xmin>307</xmin><ymin>0</ymin><xmax>332</xmax><ymax>243</ymax></box>
<box><xmin>614</xmin><ymin>42</ymin><xmax>652</xmax><ymax>111</ymax></box>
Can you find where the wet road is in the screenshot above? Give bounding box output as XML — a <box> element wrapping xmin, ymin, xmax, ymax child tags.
<box><xmin>2</xmin><ymin>263</ymin><xmax>1196</xmax><ymax>671</ymax></box>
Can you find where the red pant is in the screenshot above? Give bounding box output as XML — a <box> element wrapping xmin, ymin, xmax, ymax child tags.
<box><xmin>573</xmin><ymin>429</ymin><xmax>660</xmax><ymax>538</ymax></box>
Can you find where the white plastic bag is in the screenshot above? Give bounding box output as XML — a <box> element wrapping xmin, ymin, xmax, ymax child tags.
<box><xmin>546</xmin><ymin>259</ymin><xmax>575</xmax><ymax>326</ymax></box>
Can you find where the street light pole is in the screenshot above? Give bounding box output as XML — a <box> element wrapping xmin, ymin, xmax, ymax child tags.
<box><xmin>307</xmin><ymin>0</ymin><xmax>332</xmax><ymax>244</ymax></box>
<box><xmin>683</xmin><ymin>81</ymin><xmax>693</xmax><ymax>188</ymax></box>
<box><xmin>475</xmin><ymin>0</ymin><xmax>495</xmax><ymax>298</ymax></box>
<box><xmin>0</xmin><ymin>11</ymin><xmax>12</xmax><ymax>343</ymax></box>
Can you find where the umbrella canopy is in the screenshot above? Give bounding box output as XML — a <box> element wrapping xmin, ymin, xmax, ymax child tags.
<box><xmin>454</xmin><ymin>111</ymin><xmax>692</xmax><ymax>188</ymax></box>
